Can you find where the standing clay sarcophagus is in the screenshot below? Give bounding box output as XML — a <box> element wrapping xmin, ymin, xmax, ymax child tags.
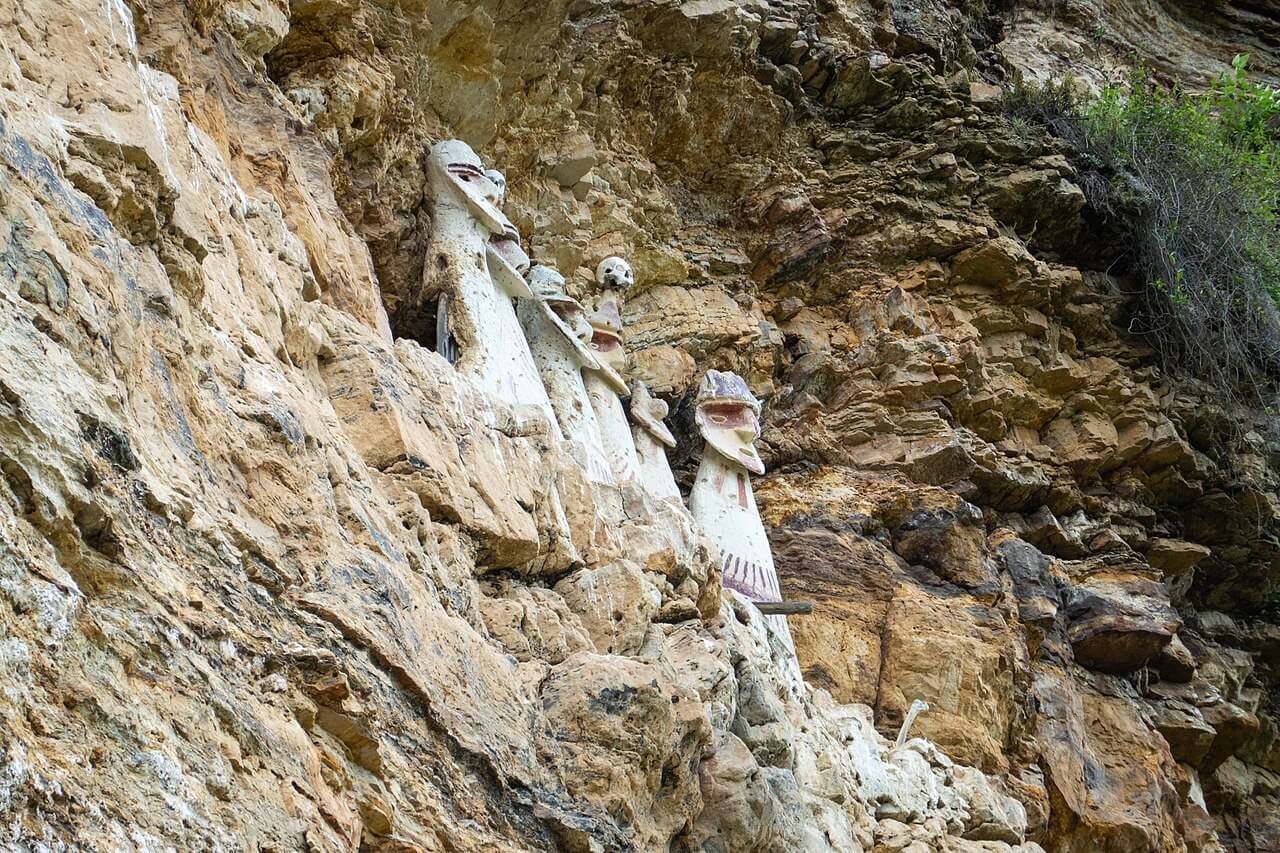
<box><xmin>687</xmin><ymin>370</ymin><xmax>798</xmax><ymax>664</ymax></box>
<box><xmin>629</xmin><ymin>381</ymin><xmax>681</xmax><ymax>500</ymax></box>
<box><xmin>518</xmin><ymin>265</ymin><xmax>616</xmax><ymax>485</ymax></box>
<box><xmin>424</xmin><ymin>140</ymin><xmax>559</xmax><ymax>436</ymax></box>
<box><xmin>483</xmin><ymin>168</ymin><xmax>532</xmax><ymax>301</ymax></box>
<box><xmin>583</xmin><ymin>256</ymin><xmax>641</xmax><ymax>482</ymax></box>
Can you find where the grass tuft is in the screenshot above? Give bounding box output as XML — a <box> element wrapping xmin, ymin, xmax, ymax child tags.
<box><xmin>1003</xmin><ymin>57</ymin><xmax>1280</xmax><ymax>411</ymax></box>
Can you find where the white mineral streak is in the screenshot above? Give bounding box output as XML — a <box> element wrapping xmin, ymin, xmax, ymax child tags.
<box><xmin>688</xmin><ymin>370</ymin><xmax>802</xmax><ymax>688</ymax></box>
<box><xmin>424</xmin><ymin>141</ymin><xmax>560</xmax><ymax>436</ymax></box>
<box><xmin>629</xmin><ymin>381</ymin><xmax>681</xmax><ymax>500</ymax></box>
<box><xmin>137</xmin><ymin>66</ymin><xmax>177</xmax><ymax>184</ymax></box>
<box><xmin>104</xmin><ymin>0</ymin><xmax>138</xmax><ymax>53</ymax></box>
<box><xmin>184</xmin><ymin>120</ymin><xmax>250</xmax><ymax>220</ymax></box>
<box><xmin>519</xmin><ymin>265</ymin><xmax>615</xmax><ymax>485</ymax></box>
<box><xmin>3</xmin><ymin>44</ymin><xmax>20</xmax><ymax>81</ymax></box>
<box><xmin>101</xmin><ymin>0</ymin><xmax>180</xmax><ymax>191</ymax></box>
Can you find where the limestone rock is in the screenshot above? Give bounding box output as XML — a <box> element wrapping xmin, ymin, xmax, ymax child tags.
<box><xmin>687</xmin><ymin>730</ymin><xmax>776</xmax><ymax>852</ymax></box>
<box><xmin>1066</xmin><ymin>568</ymin><xmax>1181</xmax><ymax>674</ymax></box>
<box><xmin>1</xmin><ymin>0</ymin><xmax>1278</xmax><ymax>849</ymax></box>
<box><xmin>554</xmin><ymin>560</ymin><xmax>661</xmax><ymax>656</ymax></box>
<box><xmin>1153</xmin><ymin>634</ymin><xmax>1198</xmax><ymax>683</ymax></box>
<box><xmin>541</xmin><ymin>653</ymin><xmax>712</xmax><ymax>849</ymax></box>
<box><xmin>1148</xmin><ymin>699</ymin><xmax>1217</xmax><ymax>766</ymax></box>
<box><xmin>1144</xmin><ymin>538</ymin><xmax>1212</xmax><ymax>579</ymax></box>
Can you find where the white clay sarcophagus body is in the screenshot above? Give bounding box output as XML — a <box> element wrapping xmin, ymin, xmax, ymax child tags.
<box><xmin>518</xmin><ymin>265</ymin><xmax>616</xmax><ymax>485</ymax></box>
<box><xmin>424</xmin><ymin>140</ymin><xmax>559</xmax><ymax>436</ymax></box>
<box><xmin>687</xmin><ymin>370</ymin><xmax>800</xmax><ymax>679</ymax></box>
<box><xmin>583</xmin><ymin>256</ymin><xmax>641</xmax><ymax>482</ymax></box>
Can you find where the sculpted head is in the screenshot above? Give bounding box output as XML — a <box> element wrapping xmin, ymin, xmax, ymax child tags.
<box><xmin>489</xmin><ymin>231</ymin><xmax>530</xmax><ymax>273</ymax></box>
<box><xmin>427</xmin><ymin>140</ymin><xmax>507</xmax><ymax>235</ymax></box>
<box><xmin>528</xmin><ymin>264</ymin><xmax>568</xmax><ymax>301</ymax></box>
<box><xmin>695</xmin><ymin>370</ymin><xmax>764</xmax><ymax>475</ymax></box>
<box><xmin>587</xmin><ymin>299</ymin><xmax>627</xmax><ymax>374</ymax></box>
<box><xmin>529</xmin><ymin>265</ymin><xmax>594</xmax><ymax>348</ymax></box>
<box><xmin>485</xmin><ymin>168</ymin><xmax>508</xmax><ymax>206</ymax></box>
<box><xmin>480</xmin><ymin>166</ymin><xmax>530</xmax><ymax>295</ymax></box>
<box><xmin>631</xmin><ymin>381</ymin><xmax>676</xmax><ymax>448</ymax></box>
<box><xmin>595</xmin><ymin>256</ymin><xmax>635</xmax><ymax>291</ymax></box>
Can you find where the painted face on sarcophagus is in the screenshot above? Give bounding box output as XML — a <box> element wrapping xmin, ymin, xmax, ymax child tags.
<box><xmin>527</xmin><ymin>265</ymin><xmax>598</xmax><ymax>367</ymax></box>
<box><xmin>550</xmin><ymin>299</ymin><xmax>593</xmax><ymax>347</ymax></box>
<box><xmin>487</xmin><ymin>230</ymin><xmax>532</xmax><ymax>298</ymax></box>
<box><xmin>695</xmin><ymin>369</ymin><xmax>764</xmax><ymax>475</ymax></box>
<box><xmin>630</xmin><ymin>381</ymin><xmax>676</xmax><ymax>448</ymax></box>
<box><xmin>587</xmin><ymin>299</ymin><xmax>627</xmax><ymax>372</ymax></box>
<box><xmin>479</xmin><ymin>167</ymin><xmax>534</xmax><ymax>299</ymax></box>
<box><xmin>426</xmin><ymin>140</ymin><xmax>507</xmax><ymax>235</ymax></box>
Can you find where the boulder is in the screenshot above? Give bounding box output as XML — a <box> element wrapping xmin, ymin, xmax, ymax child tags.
<box><xmin>876</xmin><ymin>581</ymin><xmax>1022</xmax><ymax>772</ymax></box>
<box><xmin>1148</xmin><ymin>700</ymin><xmax>1216</xmax><ymax>766</ymax></box>
<box><xmin>950</xmin><ymin>765</ymin><xmax>1028</xmax><ymax>844</ymax></box>
<box><xmin>1065</xmin><ymin>568</ymin><xmax>1180</xmax><ymax>673</ymax></box>
<box><xmin>893</xmin><ymin>502</ymin><xmax>997</xmax><ymax>595</ymax></box>
<box><xmin>1201</xmin><ymin>701</ymin><xmax>1260</xmax><ymax>773</ymax></box>
<box><xmin>1033</xmin><ymin>668</ymin><xmax>1189</xmax><ymax>852</ymax></box>
<box><xmin>540</xmin><ymin>653</ymin><xmax>712</xmax><ymax>849</ymax></box>
<box><xmin>1152</xmin><ymin>634</ymin><xmax>1197</xmax><ymax>683</ymax></box>
<box><xmin>1143</xmin><ymin>538</ymin><xmax>1211</xmax><ymax>579</ymax></box>
<box><xmin>686</xmin><ymin>731</ymin><xmax>776</xmax><ymax>853</ymax></box>
<box><xmin>554</xmin><ymin>560</ymin><xmax>661</xmax><ymax>656</ymax></box>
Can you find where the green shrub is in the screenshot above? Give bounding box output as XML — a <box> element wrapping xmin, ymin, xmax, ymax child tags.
<box><xmin>1003</xmin><ymin>57</ymin><xmax>1280</xmax><ymax>409</ymax></box>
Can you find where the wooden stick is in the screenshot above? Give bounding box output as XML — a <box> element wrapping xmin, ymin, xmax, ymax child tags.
<box><xmin>755</xmin><ymin>601</ymin><xmax>813</xmax><ymax>616</ymax></box>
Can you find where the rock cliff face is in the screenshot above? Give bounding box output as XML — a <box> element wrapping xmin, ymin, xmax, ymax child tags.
<box><xmin>0</xmin><ymin>0</ymin><xmax>1277</xmax><ymax>851</ymax></box>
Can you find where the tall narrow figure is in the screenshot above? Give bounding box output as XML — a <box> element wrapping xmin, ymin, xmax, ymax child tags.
<box><xmin>629</xmin><ymin>381</ymin><xmax>681</xmax><ymax>500</ymax></box>
<box><xmin>518</xmin><ymin>265</ymin><xmax>616</xmax><ymax>485</ymax></box>
<box><xmin>688</xmin><ymin>370</ymin><xmax>801</xmax><ymax>685</ymax></box>
<box><xmin>583</xmin><ymin>256</ymin><xmax>641</xmax><ymax>481</ymax></box>
<box><xmin>423</xmin><ymin>140</ymin><xmax>560</xmax><ymax>436</ymax></box>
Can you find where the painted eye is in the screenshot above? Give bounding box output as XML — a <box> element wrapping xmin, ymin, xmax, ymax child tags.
<box><xmin>710</xmin><ymin>415</ymin><xmax>727</xmax><ymax>424</ymax></box>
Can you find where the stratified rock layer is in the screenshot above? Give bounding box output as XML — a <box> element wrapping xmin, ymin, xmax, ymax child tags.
<box><xmin>1</xmin><ymin>0</ymin><xmax>1278</xmax><ymax>851</ymax></box>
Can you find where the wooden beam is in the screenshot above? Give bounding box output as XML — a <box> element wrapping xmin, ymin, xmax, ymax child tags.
<box><xmin>755</xmin><ymin>601</ymin><xmax>813</xmax><ymax>616</ymax></box>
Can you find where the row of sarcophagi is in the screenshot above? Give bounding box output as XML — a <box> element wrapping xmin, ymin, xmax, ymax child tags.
<box><xmin>422</xmin><ymin>139</ymin><xmax>797</xmax><ymax>666</ymax></box>
<box><xmin>423</xmin><ymin>139</ymin><xmax>765</xmax><ymax>494</ymax></box>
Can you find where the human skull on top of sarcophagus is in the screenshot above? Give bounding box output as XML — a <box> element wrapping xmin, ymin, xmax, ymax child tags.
<box><xmin>595</xmin><ymin>255</ymin><xmax>634</xmax><ymax>290</ymax></box>
<box><xmin>517</xmin><ymin>264</ymin><xmax>616</xmax><ymax>485</ymax></box>
<box><xmin>423</xmin><ymin>140</ymin><xmax>557</xmax><ymax>436</ymax></box>
<box><xmin>687</xmin><ymin>369</ymin><xmax>801</xmax><ymax>686</ymax></box>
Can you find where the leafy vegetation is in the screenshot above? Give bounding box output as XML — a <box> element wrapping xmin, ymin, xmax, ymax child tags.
<box><xmin>1266</xmin><ymin>585</ymin><xmax>1280</xmax><ymax>623</ymax></box>
<box><xmin>1004</xmin><ymin>57</ymin><xmax>1280</xmax><ymax>409</ymax></box>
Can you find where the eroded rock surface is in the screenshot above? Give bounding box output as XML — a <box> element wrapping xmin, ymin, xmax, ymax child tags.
<box><xmin>0</xmin><ymin>0</ymin><xmax>1277</xmax><ymax>851</ymax></box>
